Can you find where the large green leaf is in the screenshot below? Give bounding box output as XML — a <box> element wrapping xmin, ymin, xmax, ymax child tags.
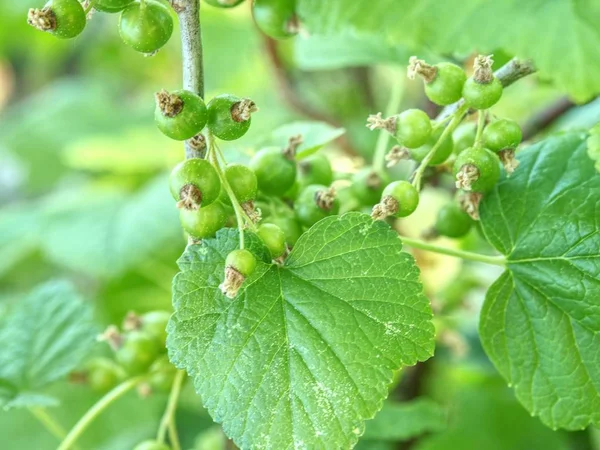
<box><xmin>479</xmin><ymin>132</ymin><xmax>600</xmax><ymax>430</ymax></box>
<box><xmin>168</xmin><ymin>213</ymin><xmax>434</xmax><ymax>449</ymax></box>
<box><xmin>0</xmin><ymin>281</ymin><xmax>97</xmax><ymax>409</ymax></box>
<box><xmin>297</xmin><ymin>0</ymin><xmax>600</xmax><ymax>101</ymax></box>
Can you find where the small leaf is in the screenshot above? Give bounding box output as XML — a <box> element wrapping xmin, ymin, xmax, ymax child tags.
<box><xmin>268</xmin><ymin>121</ymin><xmax>345</xmax><ymax>159</ymax></box>
<box><xmin>0</xmin><ymin>281</ymin><xmax>97</xmax><ymax>409</ymax></box>
<box><xmin>168</xmin><ymin>213</ymin><xmax>434</xmax><ymax>449</ymax></box>
<box><xmin>479</xmin><ymin>132</ymin><xmax>600</xmax><ymax>430</ymax></box>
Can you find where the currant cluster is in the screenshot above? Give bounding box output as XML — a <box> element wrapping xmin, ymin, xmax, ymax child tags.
<box><xmin>366</xmin><ymin>54</ymin><xmax>523</xmax><ymax>236</ymax></box>
<box><xmin>82</xmin><ymin>311</ymin><xmax>174</xmax><ymax>396</ymax></box>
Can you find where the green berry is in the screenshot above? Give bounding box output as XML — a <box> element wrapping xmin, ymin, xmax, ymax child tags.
<box><xmin>298</xmin><ymin>154</ymin><xmax>333</xmax><ymax>187</ymax></box>
<box><xmin>155</xmin><ymin>90</ymin><xmax>208</xmax><ymax>141</ymax></box>
<box><xmin>179</xmin><ymin>201</ymin><xmax>227</xmax><ymax>239</ymax></box>
<box><xmin>94</xmin><ymin>0</ymin><xmax>134</xmax><ymax>13</ymax></box>
<box><xmin>119</xmin><ymin>0</ymin><xmax>173</xmax><ymax>53</ymax></box>
<box><xmin>148</xmin><ymin>356</ymin><xmax>176</xmax><ymax>393</ymax></box>
<box><xmin>204</xmin><ymin>0</ymin><xmax>245</xmax><ymax>7</ymax></box>
<box><xmin>483</xmin><ymin>118</ymin><xmax>522</xmax><ymax>152</ymax></box>
<box><xmin>351</xmin><ymin>168</ymin><xmax>390</xmax><ymax>206</ymax></box>
<box><xmin>453</xmin><ymin>122</ymin><xmax>476</xmax><ymax>155</ymax></box>
<box><xmin>250</xmin><ymin>147</ymin><xmax>297</xmax><ymax>195</ymax></box>
<box><xmin>257</xmin><ymin>223</ymin><xmax>286</xmax><ymax>258</ymax></box>
<box><xmin>462</xmin><ymin>77</ymin><xmax>503</xmax><ymax>110</ymax></box>
<box><xmin>169</xmin><ymin>158</ymin><xmax>220</xmax><ymax>209</ymax></box>
<box><xmin>394</xmin><ymin>109</ymin><xmax>432</xmax><ymax>148</ymax></box>
<box><xmin>262</xmin><ymin>215</ymin><xmax>302</xmax><ymax>247</ymax></box>
<box><xmin>207</xmin><ymin>94</ymin><xmax>255</xmax><ymax>141</ymax></box>
<box><xmin>116</xmin><ymin>331</ymin><xmax>160</xmax><ymax>375</ymax></box>
<box><xmin>226</xmin><ymin>249</ymin><xmax>257</xmax><ymax>277</ymax></box>
<box><xmin>453</xmin><ymin>146</ymin><xmax>501</xmax><ymax>193</ymax></box>
<box><xmin>140</xmin><ymin>311</ymin><xmax>170</xmax><ymax>348</ymax></box>
<box><xmin>221</xmin><ymin>164</ymin><xmax>258</xmax><ymax>204</ymax></box>
<box><xmin>27</xmin><ymin>0</ymin><xmax>86</xmax><ymax>39</ymax></box>
<box><xmin>295</xmin><ymin>184</ymin><xmax>340</xmax><ymax>227</ymax></box>
<box><xmin>381</xmin><ymin>181</ymin><xmax>419</xmax><ymax>217</ymax></box>
<box><xmin>133</xmin><ymin>440</ymin><xmax>170</xmax><ymax>450</ymax></box>
<box><xmin>435</xmin><ymin>203</ymin><xmax>474</xmax><ymax>238</ymax></box>
<box><xmin>86</xmin><ymin>357</ymin><xmax>125</xmax><ymax>393</ymax></box>
<box><xmin>410</xmin><ymin>127</ymin><xmax>454</xmax><ymax>165</ymax></box>
<box><xmin>252</xmin><ymin>0</ymin><xmax>298</xmax><ymax>40</ymax></box>
<box><xmin>424</xmin><ymin>63</ymin><xmax>467</xmax><ymax>106</ymax></box>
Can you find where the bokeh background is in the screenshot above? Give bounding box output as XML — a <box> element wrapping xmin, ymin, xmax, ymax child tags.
<box><xmin>1</xmin><ymin>1</ymin><xmax>599</xmax><ymax>449</ymax></box>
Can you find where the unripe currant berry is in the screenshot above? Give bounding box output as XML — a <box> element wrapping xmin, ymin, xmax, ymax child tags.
<box><xmin>140</xmin><ymin>311</ymin><xmax>170</xmax><ymax>348</ymax></box>
<box><xmin>453</xmin><ymin>146</ymin><xmax>501</xmax><ymax>193</ymax></box>
<box><xmin>453</xmin><ymin>122</ymin><xmax>477</xmax><ymax>155</ymax></box>
<box><xmin>169</xmin><ymin>158</ymin><xmax>220</xmax><ymax>210</ymax></box>
<box><xmin>257</xmin><ymin>223</ymin><xmax>286</xmax><ymax>258</ymax></box>
<box><xmin>221</xmin><ymin>164</ymin><xmax>258</xmax><ymax>204</ymax></box>
<box><xmin>207</xmin><ymin>94</ymin><xmax>257</xmax><ymax>141</ymax></box>
<box><xmin>155</xmin><ymin>90</ymin><xmax>208</xmax><ymax>141</ymax></box>
<box><xmin>115</xmin><ymin>331</ymin><xmax>160</xmax><ymax>375</ymax></box>
<box><xmin>147</xmin><ymin>356</ymin><xmax>177</xmax><ymax>393</ymax></box>
<box><xmin>252</xmin><ymin>0</ymin><xmax>299</xmax><ymax>40</ymax></box>
<box><xmin>298</xmin><ymin>154</ymin><xmax>333</xmax><ymax>187</ymax></box>
<box><xmin>372</xmin><ymin>181</ymin><xmax>419</xmax><ymax>220</ymax></box>
<box><xmin>118</xmin><ymin>0</ymin><xmax>173</xmax><ymax>53</ymax></box>
<box><xmin>85</xmin><ymin>357</ymin><xmax>126</xmax><ymax>393</ymax></box>
<box><xmin>366</xmin><ymin>109</ymin><xmax>432</xmax><ymax>149</ymax></box>
<box><xmin>250</xmin><ymin>144</ymin><xmax>298</xmax><ymax>196</ymax></box>
<box><xmin>483</xmin><ymin>118</ymin><xmax>522</xmax><ymax>152</ymax></box>
<box><xmin>262</xmin><ymin>215</ymin><xmax>302</xmax><ymax>247</ymax></box>
<box><xmin>462</xmin><ymin>55</ymin><xmax>503</xmax><ymax>110</ymax></box>
<box><xmin>94</xmin><ymin>0</ymin><xmax>134</xmax><ymax>13</ymax></box>
<box><xmin>133</xmin><ymin>440</ymin><xmax>171</xmax><ymax>450</ymax></box>
<box><xmin>27</xmin><ymin>0</ymin><xmax>86</xmax><ymax>39</ymax></box>
<box><xmin>408</xmin><ymin>57</ymin><xmax>466</xmax><ymax>106</ymax></box>
<box><xmin>410</xmin><ymin>127</ymin><xmax>454</xmax><ymax>165</ymax></box>
<box><xmin>179</xmin><ymin>201</ymin><xmax>227</xmax><ymax>240</ymax></box>
<box><xmin>351</xmin><ymin>168</ymin><xmax>390</xmax><ymax>206</ymax></box>
<box><xmin>296</xmin><ymin>185</ymin><xmax>340</xmax><ymax>227</ymax></box>
<box><xmin>220</xmin><ymin>249</ymin><xmax>257</xmax><ymax>298</ymax></box>
<box><xmin>204</xmin><ymin>0</ymin><xmax>245</xmax><ymax>7</ymax></box>
<box><xmin>435</xmin><ymin>203</ymin><xmax>475</xmax><ymax>238</ymax></box>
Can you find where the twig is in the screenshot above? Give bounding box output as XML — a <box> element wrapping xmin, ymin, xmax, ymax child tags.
<box><xmin>29</xmin><ymin>407</ymin><xmax>68</xmax><ymax>442</ymax></box>
<box><xmin>521</xmin><ymin>96</ymin><xmax>576</xmax><ymax>140</ymax></box>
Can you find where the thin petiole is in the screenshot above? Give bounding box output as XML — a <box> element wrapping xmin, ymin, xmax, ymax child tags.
<box><xmin>29</xmin><ymin>407</ymin><xmax>68</xmax><ymax>442</ymax></box>
<box><xmin>373</xmin><ymin>76</ymin><xmax>404</xmax><ymax>174</ymax></box>
<box><xmin>399</xmin><ymin>235</ymin><xmax>506</xmax><ymax>266</ymax></box>
<box><xmin>474</xmin><ymin>109</ymin><xmax>487</xmax><ymax>148</ymax></box>
<box><xmin>157</xmin><ymin>370</ymin><xmax>185</xmax><ymax>445</ymax></box>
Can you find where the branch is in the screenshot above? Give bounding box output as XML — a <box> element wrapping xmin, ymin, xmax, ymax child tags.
<box><xmin>438</xmin><ymin>58</ymin><xmax>537</xmax><ymax>119</ymax></box>
<box><xmin>176</xmin><ymin>0</ymin><xmax>204</xmax><ymax>159</ymax></box>
<box><xmin>521</xmin><ymin>96</ymin><xmax>576</xmax><ymax>140</ymax></box>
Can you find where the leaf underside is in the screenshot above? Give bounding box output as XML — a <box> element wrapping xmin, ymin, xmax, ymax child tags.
<box><xmin>168</xmin><ymin>213</ymin><xmax>434</xmax><ymax>449</ymax></box>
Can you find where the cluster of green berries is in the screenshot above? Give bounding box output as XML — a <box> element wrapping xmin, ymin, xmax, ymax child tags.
<box><xmin>83</xmin><ymin>311</ymin><xmax>174</xmax><ymax>395</ymax></box>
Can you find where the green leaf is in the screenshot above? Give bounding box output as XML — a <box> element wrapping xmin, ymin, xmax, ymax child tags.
<box><xmin>168</xmin><ymin>213</ymin><xmax>434</xmax><ymax>449</ymax></box>
<box><xmin>267</xmin><ymin>121</ymin><xmax>345</xmax><ymax>159</ymax></box>
<box><xmin>0</xmin><ymin>281</ymin><xmax>97</xmax><ymax>409</ymax></box>
<box><xmin>0</xmin><ymin>206</ymin><xmax>40</xmax><ymax>278</ymax></box>
<box><xmin>297</xmin><ymin>0</ymin><xmax>600</xmax><ymax>101</ymax></box>
<box><xmin>42</xmin><ymin>176</ymin><xmax>181</xmax><ymax>278</ymax></box>
<box><xmin>587</xmin><ymin>123</ymin><xmax>600</xmax><ymax>172</ymax></box>
<box><xmin>479</xmin><ymin>132</ymin><xmax>600</xmax><ymax>430</ymax></box>
<box><xmin>362</xmin><ymin>399</ymin><xmax>446</xmax><ymax>441</ymax></box>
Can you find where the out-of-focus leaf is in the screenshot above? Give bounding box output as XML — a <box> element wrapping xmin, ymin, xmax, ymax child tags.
<box><xmin>587</xmin><ymin>122</ymin><xmax>600</xmax><ymax>172</ymax></box>
<box><xmin>265</xmin><ymin>121</ymin><xmax>345</xmax><ymax>159</ymax></box>
<box><xmin>0</xmin><ymin>206</ymin><xmax>41</xmax><ymax>278</ymax></box>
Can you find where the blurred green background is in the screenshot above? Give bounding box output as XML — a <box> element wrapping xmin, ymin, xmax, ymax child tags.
<box><xmin>1</xmin><ymin>0</ymin><xmax>599</xmax><ymax>449</ymax></box>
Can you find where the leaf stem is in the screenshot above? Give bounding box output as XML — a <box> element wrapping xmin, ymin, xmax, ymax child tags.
<box><xmin>83</xmin><ymin>0</ymin><xmax>96</xmax><ymax>15</ymax></box>
<box><xmin>29</xmin><ymin>407</ymin><xmax>68</xmax><ymax>442</ymax></box>
<box><xmin>57</xmin><ymin>377</ymin><xmax>145</xmax><ymax>450</ymax></box>
<box><xmin>399</xmin><ymin>235</ymin><xmax>506</xmax><ymax>266</ymax></box>
<box><xmin>157</xmin><ymin>370</ymin><xmax>185</xmax><ymax>445</ymax></box>
<box><xmin>373</xmin><ymin>77</ymin><xmax>404</xmax><ymax>173</ymax></box>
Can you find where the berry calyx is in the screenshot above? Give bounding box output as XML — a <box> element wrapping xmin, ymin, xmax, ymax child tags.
<box><xmin>94</xmin><ymin>0</ymin><xmax>134</xmax><ymax>13</ymax></box>
<box><xmin>462</xmin><ymin>55</ymin><xmax>503</xmax><ymax>110</ymax></box>
<box><xmin>367</xmin><ymin>109</ymin><xmax>432</xmax><ymax>149</ymax></box>
<box><xmin>351</xmin><ymin>168</ymin><xmax>390</xmax><ymax>206</ymax></box>
<box><xmin>257</xmin><ymin>223</ymin><xmax>286</xmax><ymax>258</ymax></box>
<box><xmin>252</xmin><ymin>0</ymin><xmax>299</xmax><ymax>40</ymax></box>
<box><xmin>28</xmin><ymin>0</ymin><xmax>86</xmax><ymax>39</ymax></box>
<box><xmin>179</xmin><ymin>201</ymin><xmax>227</xmax><ymax>240</ymax></box>
<box><xmin>115</xmin><ymin>331</ymin><xmax>160</xmax><ymax>375</ymax></box>
<box><xmin>133</xmin><ymin>440</ymin><xmax>171</xmax><ymax>450</ymax></box>
<box><xmin>408</xmin><ymin>57</ymin><xmax>466</xmax><ymax>106</ymax></box>
<box><xmin>295</xmin><ymin>184</ymin><xmax>339</xmax><ymax>227</ymax></box>
<box><xmin>155</xmin><ymin>90</ymin><xmax>208</xmax><ymax>141</ymax></box>
<box><xmin>169</xmin><ymin>158</ymin><xmax>220</xmax><ymax>210</ymax></box>
<box><xmin>435</xmin><ymin>203</ymin><xmax>475</xmax><ymax>238</ymax></box>
<box><xmin>483</xmin><ymin>118</ymin><xmax>522</xmax><ymax>152</ymax></box>
<box><xmin>220</xmin><ymin>249</ymin><xmax>257</xmax><ymax>298</ymax></box>
<box><xmin>250</xmin><ymin>143</ymin><xmax>298</xmax><ymax>196</ymax></box>
<box><xmin>453</xmin><ymin>146</ymin><xmax>501</xmax><ymax>193</ymax></box>
<box><xmin>118</xmin><ymin>0</ymin><xmax>173</xmax><ymax>54</ymax></box>
<box><xmin>207</xmin><ymin>94</ymin><xmax>257</xmax><ymax>141</ymax></box>
<box><xmin>410</xmin><ymin>127</ymin><xmax>454</xmax><ymax>166</ymax></box>
<box><xmin>372</xmin><ymin>181</ymin><xmax>419</xmax><ymax>220</ymax></box>
<box><xmin>385</xmin><ymin>145</ymin><xmax>411</xmax><ymax>168</ymax></box>
<box><xmin>221</xmin><ymin>164</ymin><xmax>258</xmax><ymax>204</ymax></box>
<box><xmin>204</xmin><ymin>0</ymin><xmax>245</xmax><ymax>7</ymax></box>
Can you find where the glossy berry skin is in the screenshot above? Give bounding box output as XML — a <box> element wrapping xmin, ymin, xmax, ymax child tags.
<box><xmin>155</xmin><ymin>90</ymin><xmax>207</xmax><ymax>141</ymax></box>
<box><xmin>133</xmin><ymin>440</ymin><xmax>170</xmax><ymax>450</ymax></box>
<box><xmin>395</xmin><ymin>109</ymin><xmax>432</xmax><ymax>149</ymax></box>
<box><xmin>351</xmin><ymin>168</ymin><xmax>390</xmax><ymax>206</ymax></box>
<box><xmin>483</xmin><ymin>118</ymin><xmax>522</xmax><ymax>152</ymax></box>
<box><xmin>141</xmin><ymin>311</ymin><xmax>170</xmax><ymax>348</ymax></box>
<box><xmin>86</xmin><ymin>357</ymin><xmax>125</xmax><ymax>393</ymax></box>
<box><xmin>262</xmin><ymin>215</ymin><xmax>302</xmax><ymax>247</ymax></box>
<box><xmin>179</xmin><ymin>201</ymin><xmax>227</xmax><ymax>239</ymax></box>
<box><xmin>204</xmin><ymin>0</ymin><xmax>245</xmax><ymax>7</ymax></box>
<box><xmin>115</xmin><ymin>331</ymin><xmax>160</xmax><ymax>375</ymax></box>
<box><xmin>207</xmin><ymin>95</ymin><xmax>251</xmax><ymax>141</ymax></box>
<box><xmin>250</xmin><ymin>147</ymin><xmax>297</xmax><ymax>195</ymax></box>
<box><xmin>462</xmin><ymin>77</ymin><xmax>503</xmax><ymax>110</ymax></box>
<box><xmin>40</xmin><ymin>0</ymin><xmax>86</xmax><ymax>38</ymax></box>
<box><xmin>435</xmin><ymin>203</ymin><xmax>474</xmax><ymax>238</ymax></box>
<box><xmin>252</xmin><ymin>0</ymin><xmax>297</xmax><ymax>40</ymax></box>
<box><xmin>453</xmin><ymin>146</ymin><xmax>501</xmax><ymax>193</ymax></box>
<box><xmin>94</xmin><ymin>0</ymin><xmax>134</xmax><ymax>13</ymax></box>
<box><xmin>169</xmin><ymin>158</ymin><xmax>220</xmax><ymax>207</ymax></box>
<box><xmin>118</xmin><ymin>0</ymin><xmax>173</xmax><ymax>53</ymax></box>
<box><xmin>453</xmin><ymin>122</ymin><xmax>476</xmax><ymax>155</ymax></box>
<box><xmin>226</xmin><ymin>249</ymin><xmax>257</xmax><ymax>277</ymax></box>
<box><xmin>424</xmin><ymin>63</ymin><xmax>467</xmax><ymax>106</ymax></box>
<box><xmin>410</xmin><ymin>127</ymin><xmax>454</xmax><ymax>165</ymax></box>
<box><xmin>381</xmin><ymin>181</ymin><xmax>419</xmax><ymax>217</ymax></box>
<box><xmin>221</xmin><ymin>164</ymin><xmax>258</xmax><ymax>204</ymax></box>
<box><xmin>295</xmin><ymin>184</ymin><xmax>340</xmax><ymax>227</ymax></box>
<box><xmin>298</xmin><ymin>154</ymin><xmax>333</xmax><ymax>187</ymax></box>
<box><xmin>257</xmin><ymin>223</ymin><xmax>286</xmax><ymax>258</ymax></box>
